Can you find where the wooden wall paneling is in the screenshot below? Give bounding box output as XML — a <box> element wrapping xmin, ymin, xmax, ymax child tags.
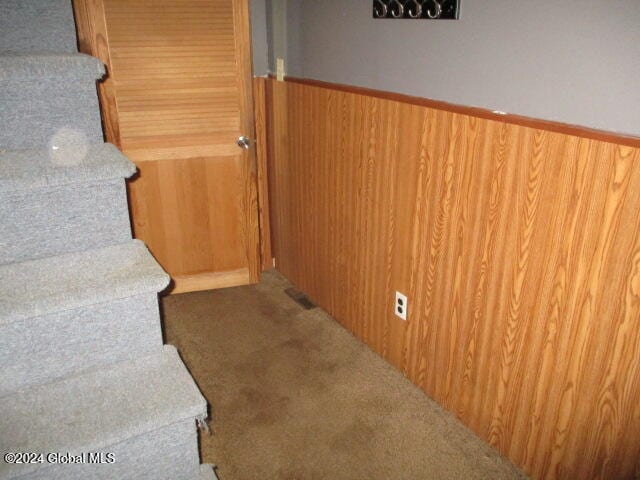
<box><xmin>284</xmin><ymin>76</ymin><xmax>640</xmax><ymax>149</ymax></box>
<box><xmin>253</xmin><ymin>77</ymin><xmax>273</xmax><ymax>271</ymax></box>
<box><xmin>73</xmin><ymin>0</ymin><xmax>261</xmax><ymax>292</ymax></box>
<box><xmin>267</xmin><ymin>78</ymin><xmax>640</xmax><ymax>480</ymax></box>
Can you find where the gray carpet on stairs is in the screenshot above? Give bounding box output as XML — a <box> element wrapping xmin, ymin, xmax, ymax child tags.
<box><xmin>0</xmin><ymin>54</ymin><xmax>105</xmax><ymax>150</ymax></box>
<box><xmin>0</xmin><ymin>0</ymin><xmax>78</xmax><ymax>54</ymax></box>
<box><xmin>0</xmin><ymin>1</ymin><xmax>210</xmax><ymax>477</ymax></box>
<box><xmin>0</xmin><ymin>143</ymin><xmax>135</xmax><ymax>193</ymax></box>
<box><xmin>0</xmin><ymin>143</ymin><xmax>136</xmax><ymax>264</ymax></box>
<box><xmin>0</xmin><ymin>346</ymin><xmax>207</xmax><ymax>480</ymax></box>
<box><xmin>0</xmin><ymin>179</ymin><xmax>133</xmax><ymax>264</ymax></box>
<box><xmin>0</xmin><ymin>54</ymin><xmax>104</xmax><ymax>80</ymax></box>
<box><xmin>0</xmin><ymin>293</ymin><xmax>164</xmax><ymax>396</ymax></box>
<box><xmin>22</xmin><ymin>420</ymin><xmax>201</xmax><ymax>480</ymax></box>
<box><xmin>0</xmin><ymin>240</ymin><xmax>170</xmax><ymax>394</ymax></box>
<box><xmin>0</xmin><ymin>240</ymin><xmax>170</xmax><ymax>323</ymax></box>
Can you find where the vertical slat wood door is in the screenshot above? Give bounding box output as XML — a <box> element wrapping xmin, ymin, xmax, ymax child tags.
<box><xmin>74</xmin><ymin>0</ymin><xmax>260</xmax><ymax>293</ymax></box>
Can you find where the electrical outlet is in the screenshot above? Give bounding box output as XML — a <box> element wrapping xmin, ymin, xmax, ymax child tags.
<box><xmin>395</xmin><ymin>291</ymin><xmax>408</xmax><ymax>321</ymax></box>
<box><xmin>276</xmin><ymin>57</ymin><xmax>285</xmax><ymax>81</ymax></box>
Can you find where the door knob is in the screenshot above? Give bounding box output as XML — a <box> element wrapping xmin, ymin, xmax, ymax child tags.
<box><xmin>237</xmin><ymin>136</ymin><xmax>252</xmax><ymax>149</ymax></box>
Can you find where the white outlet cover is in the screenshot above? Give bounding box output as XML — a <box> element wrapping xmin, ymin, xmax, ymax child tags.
<box><xmin>395</xmin><ymin>291</ymin><xmax>408</xmax><ymax>321</ymax></box>
<box><xmin>276</xmin><ymin>57</ymin><xmax>285</xmax><ymax>81</ymax></box>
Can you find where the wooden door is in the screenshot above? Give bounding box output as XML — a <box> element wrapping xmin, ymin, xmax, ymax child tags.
<box><xmin>73</xmin><ymin>0</ymin><xmax>260</xmax><ymax>293</ymax></box>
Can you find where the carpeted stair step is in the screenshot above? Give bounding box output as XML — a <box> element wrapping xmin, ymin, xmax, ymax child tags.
<box><xmin>0</xmin><ymin>0</ymin><xmax>77</xmax><ymax>54</ymax></box>
<box><xmin>0</xmin><ymin>345</ymin><xmax>208</xmax><ymax>480</ymax></box>
<box><xmin>0</xmin><ymin>240</ymin><xmax>170</xmax><ymax>396</ymax></box>
<box><xmin>0</xmin><ymin>53</ymin><xmax>105</xmax><ymax>150</ymax></box>
<box><xmin>0</xmin><ymin>143</ymin><xmax>136</xmax><ymax>264</ymax></box>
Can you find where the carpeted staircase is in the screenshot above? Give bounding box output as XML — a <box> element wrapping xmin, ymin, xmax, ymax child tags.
<box><xmin>0</xmin><ymin>1</ymin><xmax>216</xmax><ymax>478</ymax></box>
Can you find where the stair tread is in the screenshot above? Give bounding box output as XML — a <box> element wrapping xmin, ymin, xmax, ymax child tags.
<box><xmin>0</xmin><ymin>240</ymin><xmax>170</xmax><ymax>324</ymax></box>
<box><xmin>0</xmin><ymin>345</ymin><xmax>207</xmax><ymax>479</ymax></box>
<box><xmin>0</xmin><ymin>143</ymin><xmax>135</xmax><ymax>193</ymax></box>
<box><xmin>0</xmin><ymin>53</ymin><xmax>104</xmax><ymax>81</ymax></box>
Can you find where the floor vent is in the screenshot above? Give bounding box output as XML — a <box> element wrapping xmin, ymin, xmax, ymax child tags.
<box><xmin>285</xmin><ymin>288</ymin><xmax>317</xmax><ymax>310</ymax></box>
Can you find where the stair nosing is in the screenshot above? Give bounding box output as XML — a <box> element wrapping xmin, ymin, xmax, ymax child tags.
<box><xmin>0</xmin><ymin>345</ymin><xmax>207</xmax><ymax>479</ymax></box>
<box><xmin>0</xmin><ymin>52</ymin><xmax>105</xmax><ymax>81</ymax></box>
<box><xmin>0</xmin><ymin>240</ymin><xmax>170</xmax><ymax>325</ymax></box>
<box><xmin>0</xmin><ymin>143</ymin><xmax>136</xmax><ymax>193</ymax></box>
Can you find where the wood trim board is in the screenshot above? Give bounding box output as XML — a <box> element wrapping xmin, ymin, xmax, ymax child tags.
<box><xmin>170</xmin><ymin>268</ymin><xmax>250</xmax><ymax>294</ymax></box>
<box><xmin>233</xmin><ymin>0</ymin><xmax>261</xmax><ymax>283</ymax></box>
<box><xmin>281</xmin><ymin>75</ymin><xmax>640</xmax><ymax>148</ymax></box>
<box><xmin>72</xmin><ymin>0</ymin><xmax>122</xmax><ymax>146</ymax></box>
<box><xmin>253</xmin><ymin>76</ymin><xmax>274</xmax><ymax>271</ymax></box>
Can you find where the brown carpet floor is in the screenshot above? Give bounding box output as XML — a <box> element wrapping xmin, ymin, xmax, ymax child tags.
<box><xmin>162</xmin><ymin>270</ymin><xmax>526</xmax><ymax>480</ymax></box>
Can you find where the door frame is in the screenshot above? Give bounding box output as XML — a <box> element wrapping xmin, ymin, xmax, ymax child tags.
<box><xmin>232</xmin><ymin>0</ymin><xmax>261</xmax><ymax>284</ymax></box>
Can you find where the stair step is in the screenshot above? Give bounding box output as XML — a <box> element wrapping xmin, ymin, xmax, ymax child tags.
<box><xmin>0</xmin><ymin>54</ymin><xmax>105</xmax><ymax>150</ymax></box>
<box><xmin>0</xmin><ymin>143</ymin><xmax>135</xmax><ymax>193</ymax></box>
<box><xmin>22</xmin><ymin>419</ymin><xmax>204</xmax><ymax>480</ymax></box>
<box><xmin>0</xmin><ymin>241</ymin><xmax>170</xmax><ymax>395</ymax></box>
<box><xmin>0</xmin><ymin>54</ymin><xmax>104</xmax><ymax>81</ymax></box>
<box><xmin>0</xmin><ymin>143</ymin><xmax>136</xmax><ymax>264</ymax></box>
<box><xmin>0</xmin><ymin>345</ymin><xmax>208</xmax><ymax>479</ymax></box>
<box><xmin>0</xmin><ymin>239</ymin><xmax>168</xmax><ymax>322</ymax></box>
<box><xmin>0</xmin><ymin>0</ymin><xmax>77</xmax><ymax>54</ymax></box>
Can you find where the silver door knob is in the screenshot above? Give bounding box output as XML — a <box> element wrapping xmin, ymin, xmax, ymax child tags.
<box><xmin>237</xmin><ymin>136</ymin><xmax>251</xmax><ymax>149</ymax></box>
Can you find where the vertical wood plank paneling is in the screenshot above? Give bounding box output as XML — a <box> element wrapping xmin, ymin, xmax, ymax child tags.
<box><xmin>267</xmin><ymin>78</ymin><xmax>640</xmax><ymax>480</ymax></box>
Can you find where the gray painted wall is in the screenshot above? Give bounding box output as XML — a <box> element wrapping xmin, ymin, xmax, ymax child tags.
<box><xmin>278</xmin><ymin>0</ymin><xmax>640</xmax><ymax>136</ymax></box>
<box><xmin>264</xmin><ymin>0</ymin><xmax>301</xmax><ymax>75</ymax></box>
<box><xmin>250</xmin><ymin>0</ymin><xmax>270</xmax><ymax>76</ymax></box>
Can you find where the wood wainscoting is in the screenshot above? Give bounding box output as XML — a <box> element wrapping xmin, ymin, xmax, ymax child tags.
<box><xmin>266</xmin><ymin>78</ymin><xmax>640</xmax><ymax>480</ymax></box>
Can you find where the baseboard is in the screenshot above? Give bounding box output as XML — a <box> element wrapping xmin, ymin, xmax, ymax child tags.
<box><xmin>169</xmin><ymin>268</ymin><xmax>251</xmax><ymax>294</ymax></box>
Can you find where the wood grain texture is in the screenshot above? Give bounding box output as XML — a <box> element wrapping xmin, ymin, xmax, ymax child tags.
<box><xmin>267</xmin><ymin>78</ymin><xmax>640</xmax><ymax>480</ymax></box>
<box><xmin>283</xmin><ymin>76</ymin><xmax>640</xmax><ymax>149</ymax></box>
<box><xmin>171</xmin><ymin>267</ymin><xmax>250</xmax><ymax>294</ymax></box>
<box><xmin>73</xmin><ymin>0</ymin><xmax>120</xmax><ymax>145</ymax></box>
<box><xmin>253</xmin><ymin>77</ymin><xmax>273</xmax><ymax>271</ymax></box>
<box><xmin>232</xmin><ymin>0</ymin><xmax>260</xmax><ymax>282</ymax></box>
<box><xmin>73</xmin><ymin>0</ymin><xmax>261</xmax><ymax>291</ymax></box>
